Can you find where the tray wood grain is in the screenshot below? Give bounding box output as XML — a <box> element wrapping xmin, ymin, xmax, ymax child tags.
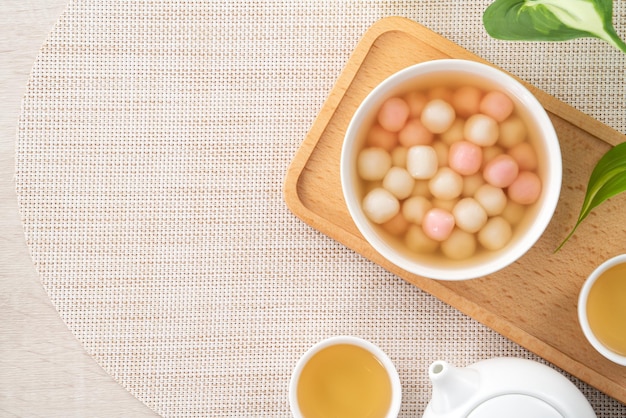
<box><xmin>284</xmin><ymin>16</ymin><xmax>626</xmax><ymax>402</ymax></box>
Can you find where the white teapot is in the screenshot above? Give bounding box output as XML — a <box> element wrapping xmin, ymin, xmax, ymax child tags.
<box><xmin>423</xmin><ymin>357</ymin><xmax>596</xmax><ymax>418</ymax></box>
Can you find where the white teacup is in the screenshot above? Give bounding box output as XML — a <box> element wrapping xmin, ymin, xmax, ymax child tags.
<box><xmin>578</xmin><ymin>254</ymin><xmax>626</xmax><ymax>366</ymax></box>
<box><xmin>289</xmin><ymin>336</ymin><xmax>402</xmax><ymax>418</ymax></box>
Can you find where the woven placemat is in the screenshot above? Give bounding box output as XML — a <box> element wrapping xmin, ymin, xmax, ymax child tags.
<box><xmin>15</xmin><ymin>1</ymin><xmax>626</xmax><ymax>416</ymax></box>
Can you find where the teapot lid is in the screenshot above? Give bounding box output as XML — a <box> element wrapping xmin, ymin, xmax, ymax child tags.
<box><xmin>467</xmin><ymin>394</ymin><xmax>563</xmax><ymax>418</ymax></box>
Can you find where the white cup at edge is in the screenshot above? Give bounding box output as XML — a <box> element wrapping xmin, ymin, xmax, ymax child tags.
<box><xmin>578</xmin><ymin>254</ymin><xmax>626</xmax><ymax>366</ymax></box>
<box><xmin>288</xmin><ymin>336</ymin><xmax>402</xmax><ymax>418</ymax></box>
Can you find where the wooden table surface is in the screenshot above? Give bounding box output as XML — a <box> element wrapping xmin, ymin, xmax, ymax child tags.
<box><xmin>0</xmin><ymin>1</ymin><xmax>159</xmax><ymax>416</ymax></box>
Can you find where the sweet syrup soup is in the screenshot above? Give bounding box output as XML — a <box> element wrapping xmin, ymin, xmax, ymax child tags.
<box><xmin>296</xmin><ymin>344</ymin><xmax>392</xmax><ymax>418</ymax></box>
<box><xmin>586</xmin><ymin>262</ymin><xmax>626</xmax><ymax>356</ymax></box>
<box><xmin>355</xmin><ymin>75</ymin><xmax>544</xmax><ymax>262</ymax></box>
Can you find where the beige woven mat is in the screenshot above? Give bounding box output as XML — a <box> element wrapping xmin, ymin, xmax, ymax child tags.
<box><xmin>15</xmin><ymin>1</ymin><xmax>626</xmax><ymax>416</ymax></box>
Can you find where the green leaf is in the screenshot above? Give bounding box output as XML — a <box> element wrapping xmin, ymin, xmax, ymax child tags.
<box><xmin>483</xmin><ymin>0</ymin><xmax>626</xmax><ymax>54</ymax></box>
<box><xmin>556</xmin><ymin>142</ymin><xmax>626</xmax><ymax>251</ymax></box>
<box><xmin>482</xmin><ymin>1</ymin><xmax>626</xmax><ymax>250</ymax></box>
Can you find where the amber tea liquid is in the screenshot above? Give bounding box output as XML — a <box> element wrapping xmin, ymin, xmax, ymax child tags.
<box><xmin>296</xmin><ymin>343</ymin><xmax>392</xmax><ymax>418</ymax></box>
<box><xmin>587</xmin><ymin>263</ymin><xmax>626</xmax><ymax>356</ymax></box>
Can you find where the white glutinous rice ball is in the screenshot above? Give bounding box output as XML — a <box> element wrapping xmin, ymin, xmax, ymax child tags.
<box><xmin>428</xmin><ymin>167</ymin><xmax>463</xmax><ymax>200</ymax></box>
<box><xmin>383</xmin><ymin>167</ymin><xmax>415</xmax><ymax>200</ymax></box>
<box><xmin>453</xmin><ymin>197</ymin><xmax>488</xmax><ymax>233</ymax></box>
<box><xmin>357</xmin><ymin>147</ymin><xmax>392</xmax><ymax>181</ymax></box>
<box><xmin>402</xmin><ymin>196</ymin><xmax>432</xmax><ymax>225</ymax></box>
<box><xmin>474</xmin><ymin>183</ymin><xmax>507</xmax><ymax>216</ymax></box>
<box><xmin>498</xmin><ymin>116</ymin><xmax>527</xmax><ymax>148</ymax></box>
<box><xmin>441</xmin><ymin>228</ymin><xmax>477</xmax><ymax>260</ymax></box>
<box><xmin>501</xmin><ymin>200</ymin><xmax>525</xmax><ymax>225</ymax></box>
<box><xmin>362</xmin><ymin>187</ymin><xmax>400</xmax><ymax>224</ymax></box>
<box><xmin>464</xmin><ymin>113</ymin><xmax>499</xmax><ymax>146</ymax></box>
<box><xmin>439</xmin><ymin>118</ymin><xmax>465</xmax><ymax>145</ymax></box>
<box><xmin>420</xmin><ymin>99</ymin><xmax>456</xmax><ymax>134</ymax></box>
<box><xmin>406</xmin><ymin>145</ymin><xmax>438</xmax><ymax>179</ymax></box>
<box><xmin>405</xmin><ymin>224</ymin><xmax>439</xmax><ymax>253</ymax></box>
<box><xmin>478</xmin><ymin>216</ymin><xmax>513</xmax><ymax>250</ymax></box>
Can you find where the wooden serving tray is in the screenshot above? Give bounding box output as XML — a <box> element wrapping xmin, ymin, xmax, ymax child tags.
<box><xmin>284</xmin><ymin>17</ymin><xmax>626</xmax><ymax>402</ymax></box>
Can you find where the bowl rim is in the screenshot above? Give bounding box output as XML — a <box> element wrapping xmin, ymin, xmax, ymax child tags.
<box><xmin>578</xmin><ymin>254</ymin><xmax>626</xmax><ymax>366</ymax></box>
<box><xmin>288</xmin><ymin>335</ymin><xmax>402</xmax><ymax>418</ymax></box>
<box><xmin>340</xmin><ymin>58</ymin><xmax>562</xmax><ymax>280</ymax></box>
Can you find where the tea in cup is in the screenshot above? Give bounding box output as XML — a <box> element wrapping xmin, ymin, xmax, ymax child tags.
<box><xmin>578</xmin><ymin>254</ymin><xmax>626</xmax><ymax>365</ymax></box>
<box><xmin>289</xmin><ymin>336</ymin><xmax>402</xmax><ymax>418</ymax></box>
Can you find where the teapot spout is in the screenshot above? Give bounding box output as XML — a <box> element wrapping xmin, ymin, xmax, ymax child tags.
<box><xmin>428</xmin><ymin>360</ymin><xmax>480</xmax><ymax>414</ymax></box>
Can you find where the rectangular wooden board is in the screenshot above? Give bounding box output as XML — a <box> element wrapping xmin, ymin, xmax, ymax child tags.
<box><xmin>283</xmin><ymin>17</ymin><xmax>626</xmax><ymax>402</ymax></box>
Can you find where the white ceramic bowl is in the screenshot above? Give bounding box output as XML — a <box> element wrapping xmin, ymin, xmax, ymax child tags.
<box><xmin>341</xmin><ymin>59</ymin><xmax>562</xmax><ymax>280</ymax></box>
<box><xmin>578</xmin><ymin>254</ymin><xmax>626</xmax><ymax>366</ymax></box>
<box><xmin>289</xmin><ymin>336</ymin><xmax>402</xmax><ymax>418</ymax></box>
